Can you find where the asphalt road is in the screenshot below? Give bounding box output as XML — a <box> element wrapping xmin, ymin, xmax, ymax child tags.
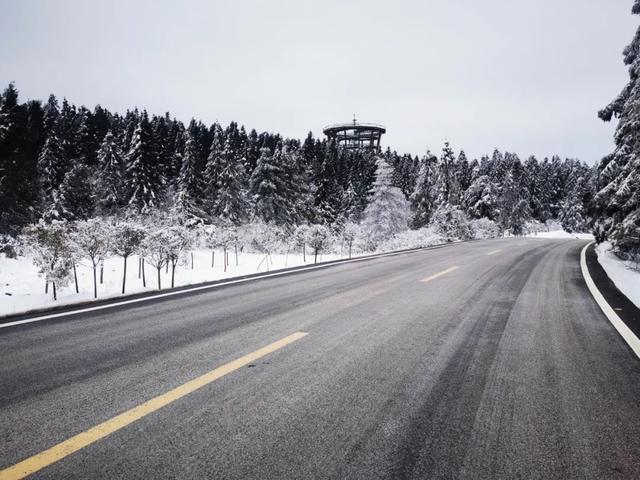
<box><xmin>1</xmin><ymin>238</ymin><xmax>639</xmax><ymax>479</ymax></box>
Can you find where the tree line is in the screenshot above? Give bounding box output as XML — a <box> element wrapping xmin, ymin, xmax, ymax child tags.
<box><xmin>0</xmin><ymin>82</ymin><xmax>595</xmax><ymax>242</ymax></box>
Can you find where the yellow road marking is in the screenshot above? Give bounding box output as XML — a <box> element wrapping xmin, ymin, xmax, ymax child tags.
<box><xmin>0</xmin><ymin>331</ymin><xmax>308</xmax><ymax>480</ymax></box>
<box><xmin>420</xmin><ymin>266</ymin><xmax>459</xmax><ymax>283</ymax></box>
<box><xmin>486</xmin><ymin>249</ymin><xmax>503</xmax><ymax>256</ymax></box>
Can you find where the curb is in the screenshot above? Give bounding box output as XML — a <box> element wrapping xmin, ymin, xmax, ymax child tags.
<box><xmin>580</xmin><ymin>241</ymin><xmax>640</xmax><ymax>359</ymax></box>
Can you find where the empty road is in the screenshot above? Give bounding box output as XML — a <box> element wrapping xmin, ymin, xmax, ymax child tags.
<box><xmin>1</xmin><ymin>238</ymin><xmax>639</xmax><ymax>479</ymax></box>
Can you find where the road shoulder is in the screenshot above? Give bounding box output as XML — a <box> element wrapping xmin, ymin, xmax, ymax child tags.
<box><xmin>581</xmin><ymin>242</ymin><xmax>640</xmax><ymax>358</ymax></box>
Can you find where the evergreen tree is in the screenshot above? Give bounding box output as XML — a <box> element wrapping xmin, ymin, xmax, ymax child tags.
<box><xmin>438</xmin><ymin>141</ymin><xmax>458</xmax><ymax>205</ymax></box>
<box><xmin>362</xmin><ymin>157</ymin><xmax>410</xmax><ymax>248</ymax></box>
<box><xmin>95</xmin><ymin>131</ymin><xmax>124</xmax><ymax>214</ymax></box>
<box><xmin>250</xmin><ymin>146</ymin><xmax>294</xmax><ymax>225</ymax></box>
<box><xmin>173</xmin><ymin>129</ymin><xmax>205</xmax><ymax>224</ymax></box>
<box><xmin>211</xmin><ymin>137</ymin><xmax>250</xmax><ymax>225</ymax></box>
<box><xmin>52</xmin><ymin>162</ymin><xmax>95</xmax><ymax>221</ymax></box>
<box><xmin>410</xmin><ymin>151</ymin><xmax>438</xmax><ymax>228</ymax></box>
<box><xmin>126</xmin><ymin>111</ymin><xmax>161</xmax><ymax>213</ymax></box>
<box><xmin>595</xmin><ymin>0</ymin><xmax>640</xmax><ymax>251</ymax></box>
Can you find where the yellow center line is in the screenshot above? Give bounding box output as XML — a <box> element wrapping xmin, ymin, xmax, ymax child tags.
<box><xmin>486</xmin><ymin>249</ymin><xmax>503</xmax><ymax>256</ymax></box>
<box><xmin>0</xmin><ymin>331</ymin><xmax>308</xmax><ymax>480</ymax></box>
<box><xmin>420</xmin><ymin>266</ymin><xmax>459</xmax><ymax>283</ymax></box>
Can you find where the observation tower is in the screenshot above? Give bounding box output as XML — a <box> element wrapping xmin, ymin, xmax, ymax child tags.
<box><xmin>323</xmin><ymin>116</ymin><xmax>386</xmax><ymax>152</ymax></box>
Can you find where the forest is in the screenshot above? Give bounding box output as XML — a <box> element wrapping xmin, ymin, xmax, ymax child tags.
<box><xmin>0</xmin><ymin>82</ymin><xmax>596</xmax><ymax>240</ymax></box>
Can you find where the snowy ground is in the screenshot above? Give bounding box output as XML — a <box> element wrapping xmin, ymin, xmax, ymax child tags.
<box><xmin>525</xmin><ymin>230</ymin><xmax>594</xmax><ymax>240</ymax></box>
<box><xmin>596</xmin><ymin>242</ymin><xmax>640</xmax><ymax>309</ymax></box>
<box><xmin>0</xmin><ymin>249</ymin><xmax>353</xmax><ymax>317</ymax></box>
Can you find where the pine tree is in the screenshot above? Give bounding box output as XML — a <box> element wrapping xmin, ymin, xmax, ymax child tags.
<box><xmin>38</xmin><ymin>128</ymin><xmax>66</xmax><ymax>202</ymax></box>
<box><xmin>250</xmin><ymin>146</ymin><xmax>294</xmax><ymax>225</ymax></box>
<box><xmin>361</xmin><ymin>157</ymin><xmax>410</xmax><ymax>249</ymax></box>
<box><xmin>410</xmin><ymin>152</ymin><xmax>438</xmax><ymax>228</ymax></box>
<box><xmin>54</xmin><ymin>162</ymin><xmax>95</xmax><ymax>221</ymax></box>
<box><xmin>438</xmin><ymin>141</ymin><xmax>458</xmax><ymax>205</ymax></box>
<box><xmin>95</xmin><ymin>131</ymin><xmax>124</xmax><ymax>214</ymax></box>
<box><xmin>126</xmin><ymin>111</ymin><xmax>161</xmax><ymax>214</ymax></box>
<box><xmin>173</xmin><ymin>129</ymin><xmax>205</xmax><ymax>224</ymax></box>
<box><xmin>595</xmin><ymin>0</ymin><xmax>640</xmax><ymax>251</ymax></box>
<box><xmin>211</xmin><ymin>137</ymin><xmax>250</xmax><ymax>225</ymax></box>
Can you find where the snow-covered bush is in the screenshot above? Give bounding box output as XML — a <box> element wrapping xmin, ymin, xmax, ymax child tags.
<box><xmin>430</xmin><ymin>205</ymin><xmax>473</xmax><ymax>242</ymax></box>
<box><xmin>470</xmin><ymin>218</ymin><xmax>501</xmax><ymax>239</ymax></box>
<box><xmin>0</xmin><ymin>234</ymin><xmax>18</xmax><ymax>258</ymax></box>
<box><xmin>378</xmin><ymin>226</ymin><xmax>442</xmax><ymax>252</ymax></box>
<box><xmin>22</xmin><ymin>221</ymin><xmax>74</xmax><ymax>300</ymax></box>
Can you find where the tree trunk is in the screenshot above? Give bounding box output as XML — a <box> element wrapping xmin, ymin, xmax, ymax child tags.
<box><xmin>191</xmin><ymin>252</ymin><xmax>194</xmax><ymax>269</ymax></box>
<box><xmin>211</xmin><ymin>250</ymin><xmax>215</xmax><ymax>268</ymax></box>
<box><xmin>138</xmin><ymin>257</ymin><xmax>141</xmax><ymax>278</ymax></box>
<box><xmin>171</xmin><ymin>262</ymin><xmax>176</xmax><ymax>288</ymax></box>
<box><xmin>142</xmin><ymin>259</ymin><xmax>146</xmax><ymax>287</ymax></box>
<box><xmin>92</xmin><ymin>264</ymin><xmax>98</xmax><ymax>299</ymax></box>
<box><xmin>224</xmin><ymin>248</ymin><xmax>227</xmax><ymax>272</ymax></box>
<box><xmin>166</xmin><ymin>257</ymin><xmax>169</xmax><ymax>273</ymax></box>
<box><xmin>45</xmin><ymin>281</ymin><xmax>48</xmax><ymax>294</ymax></box>
<box><xmin>157</xmin><ymin>266</ymin><xmax>162</xmax><ymax>290</ymax></box>
<box><xmin>235</xmin><ymin>245</ymin><xmax>238</xmax><ymax>266</ymax></box>
<box><xmin>73</xmin><ymin>264</ymin><xmax>79</xmax><ymax>293</ymax></box>
<box><xmin>314</xmin><ymin>248</ymin><xmax>318</xmax><ymax>264</ymax></box>
<box><xmin>100</xmin><ymin>260</ymin><xmax>104</xmax><ymax>284</ymax></box>
<box><xmin>302</xmin><ymin>244</ymin><xmax>306</xmax><ymax>262</ymax></box>
<box><xmin>52</xmin><ymin>281</ymin><xmax>57</xmax><ymax>301</ymax></box>
<box><xmin>349</xmin><ymin>243</ymin><xmax>352</xmax><ymax>259</ymax></box>
<box><xmin>122</xmin><ymin>256</ymin><xmax>128</xmax><ymax>294</ymax></box>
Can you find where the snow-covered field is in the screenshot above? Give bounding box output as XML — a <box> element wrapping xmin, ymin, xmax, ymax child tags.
<box><xmin>0</xmin><ymin>249</ymin><xmax>350</xmax><ymax>317</ymax></box>
<box><xmin>596</xmin><ymin>242</ymin><xmax>640</xmax><ymax>309</ymax></box>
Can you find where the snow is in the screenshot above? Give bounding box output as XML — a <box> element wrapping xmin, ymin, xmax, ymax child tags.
<box><xmin>0</xmin><ymin>249</ymin><xmax>349</xmax><ymax>317</ymax></box>
<box><xmin>596</xmin><ymin>242</ymin><xmax>640</xmax><ymax>309</ymax></box>
<box><xmin>525</xmin><ymin>230</ymin><xmax>594</xmax><ymax>240</ymax></box>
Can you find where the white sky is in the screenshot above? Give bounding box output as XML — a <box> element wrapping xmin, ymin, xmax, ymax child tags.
<box><xmin>1</xmin><ymin>0</ymin><xmax>637</xmax><ymax>164</ymax></box>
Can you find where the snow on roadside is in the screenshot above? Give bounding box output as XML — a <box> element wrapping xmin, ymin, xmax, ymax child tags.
<box><xmin>595</xmin><ymin>242</ymin><xmax>640</xmax><ymax>310</ymax></box>
<box><xmin>0</xmin><ymin>250</ymin><xmax>348</xmax><ymax>317</ymax></box>
<box><xmin>525</xmin><ymin>230</ymin><xmax>593</xmax><ymax>240</ymax></box>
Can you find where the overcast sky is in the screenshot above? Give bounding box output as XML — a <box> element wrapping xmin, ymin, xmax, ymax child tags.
<box><xmin>1</xmin><ymin>0</ymin><xmax>637</xmax><ymax>164</ymax></box>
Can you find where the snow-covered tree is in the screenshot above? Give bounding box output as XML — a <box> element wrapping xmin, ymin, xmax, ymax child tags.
<box><xmin>54</xmin><ymin>163</ymin><xmax>95</xmax><ymax>221</ymax></box>
<box><xmin>306</xmin><ymin>224</ymin><xmax>331</xmax><ymax>264</ymax></box>
<box><xmin>430</xmin><ymin>204</ymin><xmax>473</xmax><ymax>241</ymax></box>
<box><xmin>22</xmin><ymin>221</ymin><xmax>74</xmax><ymax>300</ymax></box>
<box><xmin>164</xmin><ymin>225</ymin><xmax>194</xmax><ymax>287</ymax></box>
<box><xmin>595</xmin><ymin>0</ymin><xmax>640</xmax><ymax>252</ymax></box>
<box><xmin>250</xmin><ymin>146</ymin><xmax>294</xmax><ymax>225</ymax></box>
<box><xmin>71</xmin><ymin>218</ymin><xmax>112</xmax><ymax>298</ymax></box>
<box><xmin>140</xmin><ymin>228</ymin><xmax>171</xmax><ymax>290</ymax></box>
<box><xmin>410</xmin><ymin>151</ymin><xmax>438</xmax><ymax>228</ymax></box>
<box><xmin>111</xmin><ymin>221</ymin><xmax>146</xmax><ymax>294</ymax></box>
<box><xmin>361</xmin><ymin>157</ymin><xmax>410</xmax><ymax>249</ymax></box>
<box><xmin>95</xmin><ymin>131</ymin><xmax>124</xmax><ymax>214</ymax></box>
<box><xmin>173</xmin><ymin>130</ymin><xmax>205</xmax><ymax>225</ymax></box>
<box><xmin>127</xmin><ymin>112</ymin><xmax>161</xmax><ymax>214</ymax></box>
<box><xmin>37</xmin><ymin>128</ymin><xmax>66</xmax><ymax>202</ymax></box>
<box><xmin>342</xmin><ymin>222</ymin><xmax>361</xmax><ymax>259</ymax></box>
<box><xmin>293</xmin><ymin>224</ymin><xmax>309</xmax><ymax>261</ymax></box>
<box><xmin>211</xmin><ymin>137</ymin><xmax>250</xmax><ymax>225</ymax></box>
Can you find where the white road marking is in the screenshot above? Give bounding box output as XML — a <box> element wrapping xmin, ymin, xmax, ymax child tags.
<box><xmin>580</xmin><ymin>242</ymin><xmax>640</xmax><ymax>359</ymax></box>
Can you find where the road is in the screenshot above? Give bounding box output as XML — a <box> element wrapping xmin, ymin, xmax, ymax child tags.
<box><xmin>1</xmin><ymin>238</ymin><xmax>639</xmax><ymax>479</ymax></box>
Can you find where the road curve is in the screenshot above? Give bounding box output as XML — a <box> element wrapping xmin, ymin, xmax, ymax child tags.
<box><xmin>1</xmin><ymin>238</ymin><xmax>639</xmax><ymax>479</ymax></box>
